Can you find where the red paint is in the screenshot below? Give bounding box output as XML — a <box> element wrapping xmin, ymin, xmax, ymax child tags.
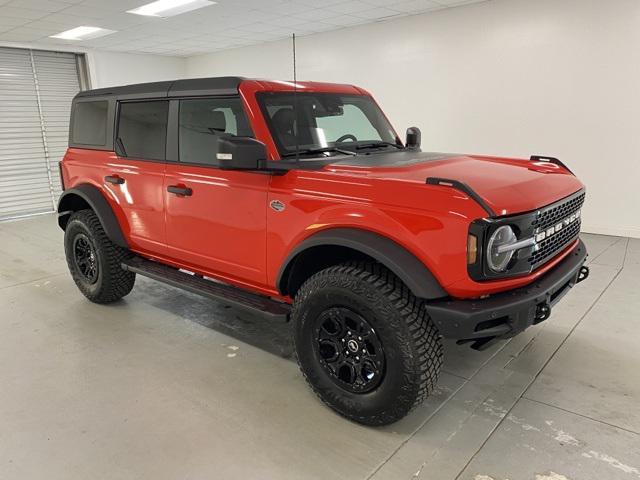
<box><xmin>61</xmin><ymin>79</ymin><xmax>585</xmax><ymax>300</ymax></box>
<box><xmin>163</xmin><ymin>162</ymin><xmax>270</xmax><ymax>290</ymax></box>
<box><xmin>63</xmin><ymin>148</ymin><xmax>167</xmax><ymax>256</ymax></box>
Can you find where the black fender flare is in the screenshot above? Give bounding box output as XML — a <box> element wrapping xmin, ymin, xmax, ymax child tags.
<box><xmin>57</xmin><ymin>184</ymin><xmax>128</xmax><ymax>248</ymax></box>
<box><xmin>277</xmin><ymin>228</ymin><xmax>447</xmax><ymax>300</ymax></box>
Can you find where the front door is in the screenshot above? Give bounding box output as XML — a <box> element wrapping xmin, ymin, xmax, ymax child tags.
<box><xmin>164</xmin><ymin>96</ymin><xmax>269</xmax><ymax>288</ymax></box>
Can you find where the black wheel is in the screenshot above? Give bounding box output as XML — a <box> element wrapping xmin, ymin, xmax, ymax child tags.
<box><xmin>314</xmin><ymin>307</ymin><xmax>386</xmax><ymax>394</ymax></box>
<box><xmin>64</xmin><ymin>209</ymin><xmax>135</xmax><ymax>304</ymax></box>
<box><xmin>292</xmin><ymin>262</ymin><xmax>443</xmax><ymax>426</ymax></box>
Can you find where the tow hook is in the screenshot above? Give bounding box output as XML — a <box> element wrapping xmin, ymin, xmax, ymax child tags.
<box><xmin>535</xmin><ymin>303</ymin><xmax>551</xmax><ymax>323</ymax></box>
<box><xmin>577</xmin><ymin>265</ymin><xmax>590</xmax><ymax>283</ymax></box>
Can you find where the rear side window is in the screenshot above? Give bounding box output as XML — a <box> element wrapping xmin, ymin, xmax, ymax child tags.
<box><xmin>71</xmin><ymin>101</ymin><xmax>108</xmax><ymax>146</ymax></box>
<box><xmin>179</xmin><ymin>97</ymin><xmax>252</xmax><ymax>166</ymax></box>
<box><xmin>117</xmin><ymin>101</ymin><xmax>169</xmax><ymax>160</ymax></box>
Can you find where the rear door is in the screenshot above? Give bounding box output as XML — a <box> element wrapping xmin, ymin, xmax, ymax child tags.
<box><xmin>109</xmin><ymin>99</ymin><xmax>168</xmax><ymax>255</ymax></box>
<box><xmin>164</xmin><ymin>96</ymin><xmax>269</xmax><ymax>287</ymax></box>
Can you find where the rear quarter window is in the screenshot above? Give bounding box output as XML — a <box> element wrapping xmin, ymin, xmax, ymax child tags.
<box><xmin>71</xmin><ymin>101</ymin><xmax>108</xmax><ymax>146</ymax></box>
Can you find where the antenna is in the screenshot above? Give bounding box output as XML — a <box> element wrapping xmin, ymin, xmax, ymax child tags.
<box><xmin>292</xmin><ymin>33</ymin><xmax>299</xmax><ymax>162</ymax></box>
<box><xmin>292</xmin><ymin>33</ymin><xmax>297</xmax><ymax>84</ymax></box>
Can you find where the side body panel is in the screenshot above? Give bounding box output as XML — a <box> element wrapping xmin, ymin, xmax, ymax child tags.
<box><xmin>163</xmin><ymin>163</ymin><xmax>270</xmax><ymax>290</ymax></box>
<box><xmin>62</xmin><ymin>148</ymin><xmax>167</xmax><ymax>256</ymax></box>
<box><xmin>265</xmin><ymin>169</ymin><xmax>479</xmax><ymax>298</ymax></box>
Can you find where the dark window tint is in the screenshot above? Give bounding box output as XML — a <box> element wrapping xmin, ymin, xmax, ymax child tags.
<box><xmin>117</xmin><ymin>101</ymin><xmax>168</xmax><ymax>160</ymax></box>
<box><xmin>179</xmin><ymin>97</ymin><xmax>252</xmax><ymax>165</ymax></box>
<box><xmin>72</xmin><ymin>101</ymin><xmax>108</xmax><ymax>146</ymax></box>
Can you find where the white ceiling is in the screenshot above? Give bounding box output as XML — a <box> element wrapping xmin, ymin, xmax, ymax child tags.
<box><xmin>0</xmin><ymin>0</ymin><xmax>488</xmax><ymax>57</ymax></box>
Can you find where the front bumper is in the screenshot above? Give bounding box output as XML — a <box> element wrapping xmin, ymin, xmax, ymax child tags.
<box><xmin>426</xmin><ymin>239</ymin><xmax>589</xmax><ymax>350</ymax></box>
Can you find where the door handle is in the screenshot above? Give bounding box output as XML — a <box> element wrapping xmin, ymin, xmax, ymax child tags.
<box><xmin>167</xmin><ymin>185</ymin><xmax>193</xmax><ymax>196</ymax></box>
<box><xmin>105</xmin><ymin>175</ymin><xmax>125</xmax><ymax>185</ymax></box>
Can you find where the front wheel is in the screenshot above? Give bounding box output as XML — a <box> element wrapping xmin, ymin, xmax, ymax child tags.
<box><xmin>64</xmin><ymin>209</ymin><xmax>136</xmax><ymax>303</ymax></box>
<box><xmin>292</xmin><ymin>262</ymin><xmax>443</xmax><ymax>426</ymax></box>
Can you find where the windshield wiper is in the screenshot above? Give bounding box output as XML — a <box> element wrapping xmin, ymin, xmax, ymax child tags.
<box><xmin>355</xmin><ymin>141</ymin><xmax>403</xmax><ymax>150</ymax></box>
<box><xmin>282</xmin><ymin>146</ymin><xmax>356</xmax><ymax>158</ymax></box>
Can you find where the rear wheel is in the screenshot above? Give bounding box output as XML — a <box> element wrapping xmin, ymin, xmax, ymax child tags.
<box><xmin>64</xmin><ymin>209</ymin><xmax>135</xmax><ymax>303</ymax></box>
<box><xmin>292</xmin><ymin>262</ymin><xmax>443</xmax><ymax>426</ymax></box>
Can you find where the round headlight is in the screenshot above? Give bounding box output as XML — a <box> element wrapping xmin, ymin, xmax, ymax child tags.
<box><xmin>487</xmin><ymin>225</ymin><xmax>517</xmax><ymax>272</ymax></box>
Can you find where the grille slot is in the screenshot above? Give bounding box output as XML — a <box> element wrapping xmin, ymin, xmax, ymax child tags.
<box><xmin>528</xmin><ymin>191</ymin><xmax>585</xmax><ymax>269</ymax></box>
<box><xmin>533</xmin><ymin>192</ymin><xmax>585</xmax><ymax>231</ymax></box>
<box><xmin>529</xmin><ymin>219</ymin><xmax>581</xmax><ymax>268</ymax></box>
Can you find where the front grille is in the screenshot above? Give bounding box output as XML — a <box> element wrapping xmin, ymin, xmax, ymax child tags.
<box><xmin>533</xmin><ymin>192</ymin><xmax>585</xmax><ymax>231</ymax></box>
<box><xmin>528</xmin><ymin>191</ymin><xmax>585</xmax><ymax>269</ymax></box>
<box><xmin>529</xmin><ymin>218</ymin><xmax>581</xmax><ymax>267</ymax></box>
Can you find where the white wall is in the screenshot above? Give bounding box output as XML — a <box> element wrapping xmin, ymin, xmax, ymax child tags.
<box><xmin>88</xmin><ymin>50</ymin><xmax>186</xmax><ymax>88</ymax></box>
<box><xmin>186</xmin><ymin>0</ymin><xmax>640</xmax><ymax>238</ymax></box>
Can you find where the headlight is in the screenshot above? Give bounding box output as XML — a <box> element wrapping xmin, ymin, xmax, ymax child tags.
<box><xmin>486</xmin><ymin>225</ymin><xmax>517</xmax><ymax>272</ymax></box>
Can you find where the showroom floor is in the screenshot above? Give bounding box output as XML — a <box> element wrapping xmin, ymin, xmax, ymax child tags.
<box><xmin>0</xmin><ymin>214</ymin><xmax>638</xmax><ymax>480</ymax></box>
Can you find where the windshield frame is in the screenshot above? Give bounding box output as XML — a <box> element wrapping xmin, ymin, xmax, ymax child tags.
<box><xmin>256</xmin><ymin>91</ymin><xmax>402</xmax><ymax>159</ymax></box>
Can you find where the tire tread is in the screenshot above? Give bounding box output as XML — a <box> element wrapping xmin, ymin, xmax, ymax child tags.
<box><xmin>65</xmin><ymin>209</ymin><xmax>135</xmax><ymax>304</ymax></box>
<box><xmin>292</xmin><ymin>261</ymin><xmax>443</xmax><ymax>425</ymax></box>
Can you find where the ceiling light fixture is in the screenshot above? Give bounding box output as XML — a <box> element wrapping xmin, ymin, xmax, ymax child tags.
<box><xmin>127</xmin><ymin>0</ymin><xmax>216</xmax><ymax>18</ymax></box>
<box><xmin>50</xmin><ymin>26</ymin><xmax>116</xmax><ymax>40</ymax></box>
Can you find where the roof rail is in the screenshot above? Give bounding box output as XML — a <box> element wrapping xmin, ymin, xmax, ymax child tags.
<box><xmin>75</xmin><ymin>76</ymin><xmax>245</xmax><ymax>99</ymax></box>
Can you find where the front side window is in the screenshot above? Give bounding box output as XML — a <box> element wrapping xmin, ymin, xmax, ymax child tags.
<box><xmin>117</xmin><ymin>101</ymin><xmax>168</xmax><ymax>160</ymax></box>
<box><xmin>257</xmin><ymin>92</ymin><xmax>399</xmax><ymax>158</ymax></box>
<box><xmin>179</xmin><ymin>97</ymin><xmax>252</xmax><ymax>165</ymax></box>
<box><xmin>72</xmin><ymin>100</ymin><xmax>108</xmax><ymax>146</ymax></box>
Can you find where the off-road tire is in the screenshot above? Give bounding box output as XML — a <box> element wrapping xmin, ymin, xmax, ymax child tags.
<box><xmin>292</xmin><ymin>261</ymin><xmax>443</xmax><ymax>426</ymax></box>
<box><xmin>64</xmin><ymin>209</ymin><xmax>135</xmax><ymax>303</ymax></box>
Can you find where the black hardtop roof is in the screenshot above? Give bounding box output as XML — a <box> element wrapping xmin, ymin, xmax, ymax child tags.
<box><xmin>74</xmin><ymin>76</ymin><xmax>245</xmax><ymax>100</ymax></box>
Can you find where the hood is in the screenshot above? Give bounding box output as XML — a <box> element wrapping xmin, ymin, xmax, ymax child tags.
<box><xmin>329</xmin><ymin>151</ymin><xmax>584</xmax><ymax>216</ymax></box>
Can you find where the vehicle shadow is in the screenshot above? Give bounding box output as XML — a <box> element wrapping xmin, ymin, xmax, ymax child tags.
<box><xmin>132</xmin><ymin>276</ymin><xmax>296</xmax><ymax>359</ymax></box>
<box><xmin>130</xmin><ymin>275</ymin><xmax>500</xmax><ymax>375</ymax></box>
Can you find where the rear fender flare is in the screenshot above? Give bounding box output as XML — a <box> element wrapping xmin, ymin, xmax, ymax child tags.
<box><xmin>57</xmin><ymin>184</ymin><xmax>128</xmax><ymax>248</ymax></box>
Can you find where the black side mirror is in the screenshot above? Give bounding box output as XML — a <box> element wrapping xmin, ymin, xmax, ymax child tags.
<box><xmin>217</xmin><ymin>137</ymin><xmax>267</xmax><ymax>170</ymax></box>
<box><xmin>406</xmin><ymin>127</ymin><xmax>421</xmax><ymax>151</ymax></box>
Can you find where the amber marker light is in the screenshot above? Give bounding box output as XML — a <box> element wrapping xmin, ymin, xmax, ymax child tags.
<box><xmin>467</xmin><ymin>234</ymin><xmax>478</xmax><ymax>264</ymax></box>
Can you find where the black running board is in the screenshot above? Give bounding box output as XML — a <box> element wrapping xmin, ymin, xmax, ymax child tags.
<box><xmin>122</xmin><ymin>257</ymin><xmax>290</xmax><ymax>321</ymax></box>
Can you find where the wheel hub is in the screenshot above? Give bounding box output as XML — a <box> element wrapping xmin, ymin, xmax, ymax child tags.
<box><xmin>73</xmin><ymin>233</ymin><xmax>99</xmax><ymax>284</ymax></box>
<box><xmin>313</xmin><ymin>307</ymin><xmax>385</xmax><ymax>394</ymax></box>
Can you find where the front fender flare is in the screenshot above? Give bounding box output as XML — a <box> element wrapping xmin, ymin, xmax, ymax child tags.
<box><xmin>277</xmin><ymin>228</ymin><xmax>447</xmax><ymax>300</ymax></box>
<box><xmin>57</xmin><ymin>184</ymin><xmax>128</xmax><ymax>248</ymax></box>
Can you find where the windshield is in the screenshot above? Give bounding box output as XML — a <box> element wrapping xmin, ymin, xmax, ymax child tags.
<box><xmin>257</xmin><ymin>92</ymin><xmax>401</xmax><ymax>158</ymax></box>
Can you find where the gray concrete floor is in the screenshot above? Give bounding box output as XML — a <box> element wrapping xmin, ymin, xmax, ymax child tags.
<box><xmin>1</xmin><ymin>214</ymin><xmax>639</xmax><ymax>480</ymax></box>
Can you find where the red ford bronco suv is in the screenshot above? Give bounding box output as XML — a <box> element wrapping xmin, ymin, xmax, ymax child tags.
<box><xmin>58</xmin><ymin>77</ymin><xmax>589</xmax><ymax>425</ymax></box>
